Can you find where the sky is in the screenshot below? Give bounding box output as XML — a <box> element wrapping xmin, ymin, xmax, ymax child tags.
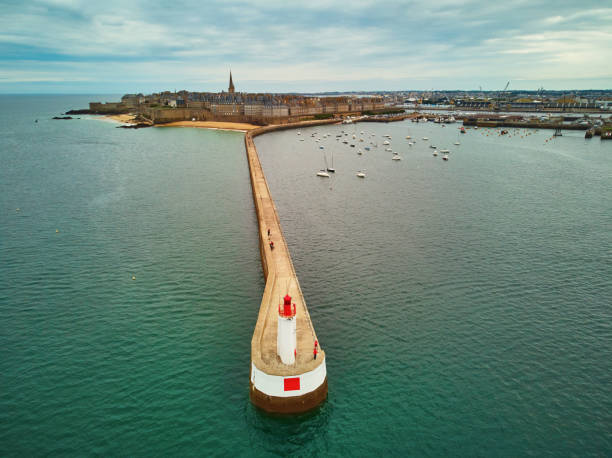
<box><xmin>0</xmin><ymin>0</ymin><xmax>611</xmax><ymax>93</ymax></box>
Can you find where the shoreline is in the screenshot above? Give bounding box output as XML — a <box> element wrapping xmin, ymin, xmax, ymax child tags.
<box><xmin>157</xmin><ymin>120</ymin><xmax>260</xmax><ymax>131</ymax></box>
<box><xmin>103</xmin><ymin>113</ymin><xmax>137</xmax><ymax>124</ymax></box>
<box><xmin>100</xmin><ymin>115</ymin><xmax>259</xmax><ymax>132</ymax></box>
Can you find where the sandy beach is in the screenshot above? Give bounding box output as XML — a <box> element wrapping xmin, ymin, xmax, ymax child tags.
<box><xmin>158</xmin><ymin>120</ymin><xmax>259</xmax><ymax>131</ymax></box>
<box><xmin>104</xmin><ymin>113</ymin><xmax>137</xmax><ymax>123</ymax></box>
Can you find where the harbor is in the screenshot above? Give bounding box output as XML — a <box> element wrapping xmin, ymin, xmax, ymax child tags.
<box><xmin>2</xmin><ymin>94</ymin><xmax>611</xmax><ymax>455</ymax></box>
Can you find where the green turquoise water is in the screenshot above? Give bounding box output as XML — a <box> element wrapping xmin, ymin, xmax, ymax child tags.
<box><xmin>1</xmin><ymin>96</ymin><xmax>611</xmax><ymax>456</ymax></box>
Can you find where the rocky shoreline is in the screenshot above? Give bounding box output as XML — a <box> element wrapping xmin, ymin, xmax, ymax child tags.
<box><xmin>116</xmin><ymin>122</ymin><xmax>152</xmax><ymax>129</ymax></box>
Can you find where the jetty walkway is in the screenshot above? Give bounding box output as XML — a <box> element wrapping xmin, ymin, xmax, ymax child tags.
<box><xmin>245</xmin><ymin>119</ymin><xmax>337</xmax><ymax>412</ymax></box>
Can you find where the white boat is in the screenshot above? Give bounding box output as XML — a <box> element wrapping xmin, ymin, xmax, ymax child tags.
<box><xmin>442</xmin><ymin>154</ymin><xmax>449</xmax><ymax>161</ymax></box>
<box><xmin>422</xmin><ymin>137</ymin><xmax>429</xmax><ymax>140</ymax></box>
<box><xmin>454</xmin><ymin>142</ymin><xmax>460</xmax><ymax>145</ymax></box>
<box><xmin>405</xmin><ymin>135</ymin><xmax>411</xmax><ymax>139</ymax></box>
<box><xmin>430</xmin><ymin>145</ymin><xmax>437</xmax><ymax>149</ymax></box>
<box><xmin>383</xmin><ymin>140</ymin><xmax>390</xmax><ymax>145</ymax></box>
<box><xmin>357</xmin><ymin>149</ymin><xmax>363</xmax><ymax>155</ymax></box>
<box><xmin>392</xmin><ymin>153</ymin><xmax>401</xmax><ymax>160</ymax></box>
<box><xmin>356</xmin><ymin>170</ymin><xmax>366</xmax><ymax>178</ymax></box>
<box><xmin>385</xmin><ymin>148</ymin><xmax>392</xmax><ymax>152</ymax></box>
<box><xmin>317</xmin><ymin>170</ymin><xmax>330</xmax><ymax>177</ymax></box>
<box><xmin>433</xmin><ymin>150</ymin><xmax>438</xmax><ymax>156</ymax></box>
<box><xmin>440</xmin><ymin>149</ymin><xmax>449</xmax><ymax>153</ymax></box>
<box><xmin>297</xmin><ymin>131</ymin><xmax>301</xmax><ymax>135</ymax></box>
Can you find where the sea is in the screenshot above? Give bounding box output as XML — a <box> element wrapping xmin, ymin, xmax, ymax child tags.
<box><xmin>1</xmin><ymin>95</ymin><xmax>611</xmax><ymax>456</ymax></box>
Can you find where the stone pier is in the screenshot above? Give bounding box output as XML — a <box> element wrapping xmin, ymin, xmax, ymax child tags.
<box><xmin>245</xmin><ymin>120</ymin><xmax>338</xmax><ymax>413</ymax></box>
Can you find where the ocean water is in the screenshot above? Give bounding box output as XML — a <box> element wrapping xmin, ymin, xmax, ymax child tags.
<box><xmin>1</xmin><ymin>96</ymin><xmax>611</xmax><ymax>456</ymax></box>
<box><xmin>255</xmin><ymin>122</ymin><xmax>612</xmax><ymax>456</ymax></box>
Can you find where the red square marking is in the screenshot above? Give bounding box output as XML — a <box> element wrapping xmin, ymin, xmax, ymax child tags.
<box><xmin>284</xmin><ymin>377</ymin><xmax>300</xmax><ymax>391</ymax></box>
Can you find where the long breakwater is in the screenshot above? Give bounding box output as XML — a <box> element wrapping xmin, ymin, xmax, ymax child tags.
<box><xmin>244</xmin><ymin>119</ymin><xmax>337</xmax><ymax>412</ymax></box>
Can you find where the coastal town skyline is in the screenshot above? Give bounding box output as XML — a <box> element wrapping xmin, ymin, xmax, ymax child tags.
<box><xmin>1</xmin><ymin>0</ymin><xmax>611</xmax><ymax>93</ymax></box>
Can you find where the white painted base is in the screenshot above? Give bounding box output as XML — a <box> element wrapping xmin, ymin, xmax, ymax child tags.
<box><xmin>251</xmin><ymin>358</ymin><xmax>327</xmax><ymax>398</ymax></box>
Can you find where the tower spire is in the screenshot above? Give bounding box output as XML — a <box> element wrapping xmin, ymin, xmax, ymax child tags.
<box><xmin>228</xmin><ymin>70</ymin><xmax>235</xmax><ymax>94</ymax></box>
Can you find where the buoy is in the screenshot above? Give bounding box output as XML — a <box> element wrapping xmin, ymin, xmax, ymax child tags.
<box><xmin>56</xmin><ymin>229</ymin><xmax>59</xmax><ymax>233</ymax></box>
<box><xmin>132</xmin><ymin>275</ymin><xmax>136</xmax><ymax>280</ymax></box>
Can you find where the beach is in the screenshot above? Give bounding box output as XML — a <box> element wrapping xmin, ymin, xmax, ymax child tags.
<box><xmin>159</xmin><ymin>120</ymin><xmax>259</xmax><ymax>131</ymax></box>
<box><xmin>102</xmin><ymin>115</ymin><xmax>258</xmax><ymax>131</ymax></box>
<box><xmin>104</xmin><ymin>113</ymin><xmax>137</xmax><ymax>123</ymax></box>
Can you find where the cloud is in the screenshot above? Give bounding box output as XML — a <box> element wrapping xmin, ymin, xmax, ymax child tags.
<box><xmin>0</xmin><ymin>0</ymin><xmax>610</xmax><ymax>91</ymax></box>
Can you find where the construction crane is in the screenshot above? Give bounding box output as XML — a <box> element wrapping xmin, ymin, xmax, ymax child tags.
<box><xmin>495</xmin><ymin>81</ymin><xmax>510</xmax><ymax>110</ymax></box>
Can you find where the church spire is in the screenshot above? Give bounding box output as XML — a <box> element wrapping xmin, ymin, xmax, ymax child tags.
<box><xmin>228</xmin><ymin>70</ymin><xmax>235</xmax><ymax>93</ymax></box>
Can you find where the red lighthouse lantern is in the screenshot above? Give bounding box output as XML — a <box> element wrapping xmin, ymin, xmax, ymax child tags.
<box><xmin>278</xmin><ymin>294</ymin><xmax>296</xmax><ymax>318</ymax></box>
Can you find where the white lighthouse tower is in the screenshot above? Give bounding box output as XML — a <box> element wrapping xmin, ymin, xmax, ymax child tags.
<box><xmin>277</xmin><ymin>294</ymin><xmax>297</xmax><ymax>365</ymax></box>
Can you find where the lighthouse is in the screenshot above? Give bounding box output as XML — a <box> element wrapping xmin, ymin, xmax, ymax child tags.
<box><xmin>277</xmin><ymin>294</ymin><xmax>297</xmax><ymax>365</ymax></box>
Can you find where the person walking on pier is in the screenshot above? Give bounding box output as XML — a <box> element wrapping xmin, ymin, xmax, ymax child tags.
<box><xmin>269</xmin><ymin>240</ymin><xmax>274</xmax><ymax>250</ymax></box>
<box><xmin>267</xmin><ymin>228</ymin><xmax>271</xmax><ymax>237</ymax></box>
<box><xmin>313</xmin><ymin>346</ymin><xmax>318</xmax><ymax>360</ymax></box>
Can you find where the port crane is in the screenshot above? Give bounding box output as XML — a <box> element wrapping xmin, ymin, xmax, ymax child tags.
<box><xmin>495</xmin><ymin>81</ymin><xmax>510</xmax><ymax>110</ymax></box>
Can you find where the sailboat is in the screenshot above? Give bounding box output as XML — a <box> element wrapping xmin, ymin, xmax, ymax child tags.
<box><xmin>326</xmin><ymin>152</ymin><xmax>335</xmax><ymax>173</ymax></box>
<box><xmin>317</xmin><ymin>152</ymin><xmax>330</xmax><ymax>177</ymax></box>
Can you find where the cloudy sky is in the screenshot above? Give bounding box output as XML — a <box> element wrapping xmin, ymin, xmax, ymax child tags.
<box><xmin>0</xmin><ymin>0</ymin><xmax>610</xmax><ymax>93</ymax></box>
